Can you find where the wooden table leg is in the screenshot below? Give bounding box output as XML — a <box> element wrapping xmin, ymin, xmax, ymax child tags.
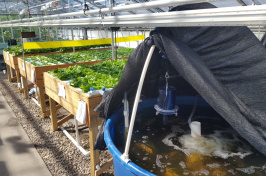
<box><xmin>21</xmin><ymin>76</ymin><xmax>28</xmax><ymax>99</ymax></box>
<box><xmin>49</xmin><ymin>97</ymin><xmax>58</xmax><ymax>132</ymax></box>
<box><xmin>38</xmin><ymin>86</ymin><xmax>47</xmax><ymax>118</ymax></box>
<box><xmin>6</xmin><ymin>65</ymin><xmax>12</xmax><ymax>82</ymax></box>
<box><xmin>89</xmin><ymin>114</ymin><xmax>100</xmax><ymax>176</ymax></box>
<box><xmin>16</xmin><ymin>69</ymin><xmax>20</xmax><ymax>83</ymax></box>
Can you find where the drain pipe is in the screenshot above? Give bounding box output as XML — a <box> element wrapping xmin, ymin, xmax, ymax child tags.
<box><xmin>121</xmin><ymin>44</ymin><xmax>155</xmax><ymax>163</ymax></box>
<box><xmin>60</xmin><ymin>126</ymin><xmax>90</xmax><ymax>156</ymax></box>
<box><xmin>48</xmin><ymin>116</ymin><xmax>90</xmax><ymax>156</ymax></box>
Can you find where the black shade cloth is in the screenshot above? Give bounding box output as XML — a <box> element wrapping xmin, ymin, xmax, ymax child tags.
<box><xmin>95</xmin><ymin>3</ymin><xmax>266</xmax><ymax>156</ymax></box>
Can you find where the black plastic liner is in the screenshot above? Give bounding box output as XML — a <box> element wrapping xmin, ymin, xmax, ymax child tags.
<box><xmin>95</xmin><ymin>3</ymin><xmax>266</xmax><ymax>156</ymax></box>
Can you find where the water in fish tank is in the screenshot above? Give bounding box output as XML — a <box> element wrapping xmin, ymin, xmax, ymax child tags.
<box><xmin>114</xmin><ymin>106</ymin><xmax>266</xmax><ymax>176</ymax></box>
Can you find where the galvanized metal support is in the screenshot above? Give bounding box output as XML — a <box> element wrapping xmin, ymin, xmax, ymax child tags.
<box><xmin>11</xmin><ymin>27</ymin><xmax>14</xmax><ymax>39</ymax></box>
<box><xmin>38</xmin><ymin>27</ymin><xmax>42</xmax><ymax>41</ymax></box>
<box><xmin>0</xmin><ymin>19</ymin><xmax>4</xmax><ymax>42</ymax></box>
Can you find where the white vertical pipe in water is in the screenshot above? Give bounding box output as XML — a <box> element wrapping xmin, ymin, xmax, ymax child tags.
<box><xmin>191</xmin><ymin>121</ymin><xmax>201</xmax><ymax>138</ymax></box>
<box><xmin>121</xmin><ymin>45</ymin><xmax>156</xmax><ymax>163</ymax></box>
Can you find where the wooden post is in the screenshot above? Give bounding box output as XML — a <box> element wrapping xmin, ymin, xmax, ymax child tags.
<box><xmin>49</xmin><ymin>97</ymin><xmax>58</xmax><ymax>132</ymax></box>
<box><xmin>89</xmin><ymin>107</ymin><xmax>100</xmax><ymax>176</ymax></box>
<box><xmin>6</xmin><ymin>66</ymin><xmax>12</xmax><ymax>82</ymax></box>
<box><xmin>38</xmin><ymin>85</ymin><xmax>47</xmax><ymax>118</ymax></box>
<box><xmin>15</xmin><ymin>69</ymin><xmax>20</xmax><ymax>83</ymax></box>
<box><xmin>21</xmin><ymin>76</ymin><xmax>28</xmax><ymax>99</ymax></box>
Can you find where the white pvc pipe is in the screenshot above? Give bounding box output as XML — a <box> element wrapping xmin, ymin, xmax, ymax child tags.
<box><xmin>191</xmin><ymin>121</ymin><xmax>201</xmax><ymax>138</ymax></box>
<box><xmin>0</xmin><ymin>0</ymin><xmax>217</xmax><ymax>24</ymax></box>
<box><xmin>74</xmin><ymin>118</ymin><xmax>80</xmax><ymax>146</ymax></box>
<box><xmin>123</xmin><ymin>92</ymin><xmax>129</xmax><ymax>128</ymax></box>
<box><xmin>31</xmin><ymin>97</ymin><xmax>41</xmax><ymax>107</ymax></box>
<box><xmin>60</xmin><ymin>126</ymin><xmax>90</xmax><ymax>156</ymax></box>
<box><xmin>121</xmin><ymin>45</ymin><xmax>155</xmax><ymax>163</ymax></box>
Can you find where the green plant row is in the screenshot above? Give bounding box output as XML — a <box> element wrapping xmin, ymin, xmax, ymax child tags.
<box><xmin>24</xmin><ymin>48</ymin><xmax>134</xmax><ymax>66</ymax></box>
<box><xmin>49</xmin><ymin>59</ymin><xmax>127</xmax><ymax>93</ymax></box>
<box><xmin>3</xmin><ymin>44</ymin><xmax>112</xmax><ymax>56</ymax></box>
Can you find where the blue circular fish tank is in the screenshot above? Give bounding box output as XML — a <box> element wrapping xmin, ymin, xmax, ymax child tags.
<box><xmin>105</xmin><ymin>96</ymin><xmax>266</xmax><ymax>176</ymax></box>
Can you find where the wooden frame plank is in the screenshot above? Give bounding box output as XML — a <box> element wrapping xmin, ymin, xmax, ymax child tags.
<box><xmin>49</xmin><ymin>97</ymin><xmax>58</xmax><ymax>132</ymax></box>
<box><xmin>44</xmin><ymin>72</ymin><xmax>112</xmax><ymax>176</ymax></box>
<box><xmin>95</xmin><ymin>158</ymin><xmax>113</xmax><ymax>176</ymax></box>
<box><xmin>57</xmin><ymin>114</ymin><xmax>74</xmax><ymax>126</ymax></box>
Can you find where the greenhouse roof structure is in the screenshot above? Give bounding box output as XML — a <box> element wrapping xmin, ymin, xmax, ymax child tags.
<box><xmin>1</xmin><ymin>0</ymin><xmax>266</xmax><ymax>28</ymax></box>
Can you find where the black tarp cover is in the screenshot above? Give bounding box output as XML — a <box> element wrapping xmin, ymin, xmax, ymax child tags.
<box><xmin>96</xmin><ymin>3</ymin><xmax>266</xmax><ymax>156</ymax></box>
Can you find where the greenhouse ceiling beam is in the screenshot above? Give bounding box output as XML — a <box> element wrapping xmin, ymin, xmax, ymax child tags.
<box><xmin>2</xmin><ymin>12</ymin><xmax>266</xmax><ymax>28</ymax></box>
<box><xmin>3</xmin><ymin>4</ymin><xmax>266</xmax><ymax>26</ymax></box>
<box><xmin>0</xmin><ymin>0</ymin><xmax>218</xmax><ymax>24</ymax></box>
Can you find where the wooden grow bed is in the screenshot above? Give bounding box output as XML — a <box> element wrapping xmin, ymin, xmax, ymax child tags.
<box><xmin>3</xmin><ymin>47</ymin><xmax>112</xmax><ymax>84</ymax></box>
<box><xmin>43</xmin><ymin>72</ymin><xmax>113</xmax><ymax>176</ymax></box>
<box><xmin>16</xmin><ymin>47</ymin><xmax>117</xmax><ymax>118</ymax></box>
<box><xmin>3</xmin><ymin>50</ymin><xmax>61</xmax><ymax>84</ymax></box>
<box><xmin>17</xmin><ymin>58</ymin><xmax>112</xmax><ymax>118</ymax></box>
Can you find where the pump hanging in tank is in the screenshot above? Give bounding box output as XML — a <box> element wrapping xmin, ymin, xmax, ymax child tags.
<box><xmin>154</xmin><ymin>72</ymin><xmax>179</xmax><ymax>116</ymax></box>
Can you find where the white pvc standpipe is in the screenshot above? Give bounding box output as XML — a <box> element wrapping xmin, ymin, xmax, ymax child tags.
<box><xmin>191</xmin><ymin>121</ymin><xmax>201</xmax><ymax>138</ymax></box>
<box><xmin>121</xmin><ymin>45</ymin><xmax>155</xmax><ymax>163</ymax></box>
<box><xmin>60</xmin><ymin>126</ymin><xmax>90</xmax><ymax>156</ymax></box>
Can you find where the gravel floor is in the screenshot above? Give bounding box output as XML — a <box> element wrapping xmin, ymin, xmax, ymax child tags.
<box><xmin>0</xmin><ymin>72</ymin><xmax>114</xmax><ymax>176</ymax></box>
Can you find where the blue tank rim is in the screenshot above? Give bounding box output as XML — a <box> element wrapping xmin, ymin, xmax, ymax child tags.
<box><xmin>105</xmin><ymin>112</ymin><xmax>157</xmax><ymax>176</ymax></box>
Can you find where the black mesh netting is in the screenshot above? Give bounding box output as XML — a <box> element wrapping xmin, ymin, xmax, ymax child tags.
<box><xmin>94</xmin><ymin>3</ymin><xmax>266</xmax><ymax>156</ymax></box>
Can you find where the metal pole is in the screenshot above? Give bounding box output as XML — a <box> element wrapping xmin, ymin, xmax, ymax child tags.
<box><xmin>111</xmin><ymin>30</ymin><xmax>115</xmax><ymax>59</ymax></box>
<box><xmin>22</xmin><ymin>38</ymin><xmax>30</xmax><ymax>103</ymax></box>
<box><xmin>136</xmin><ymin>28</ymin><xmax>140</xmax><ymax>45</ymax></box>
<box><xmin>71</xmin><ymin>28</ymin><xmax>74</xmax><ymax>40</ymax></box>
<box><xmin>110</xmin><ymin>0</ymin><xmax>115</xmax><ymax>59</ymax></box>
<box><xmin>56</xmin><ymin>27</ymin><xmax>58</xmax><ymax>40</ymax></box>
<box><xmin>38</xmin><ymin>27</ymin><xmax>42</xmax><ymax>41</ymax></box>
<box><xmin>0</xmin><ymin>0</ymin><xmax>217</xmax><ymax>24</ymax></box>
<box><xmin>68</xmin><ymin>0</ymin><xmax>71</xmax><ymax>13</ymax></box>
<box><xmin>0</xmin><ymin>19</ymin><xmax>4</xmax><ymax>42</ymax></box>
<box><xmin>11</xmin><ymin>27</ymin><xmax>14</xmax><ymax>39</ymax></box>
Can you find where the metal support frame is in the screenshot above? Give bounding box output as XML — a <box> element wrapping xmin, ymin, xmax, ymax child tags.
<box><xmin>11</xmin><ymin>27</ymin><xmax>14</xmax><ymax>39</ymax></box>
<box><xmin>4</xmin><ymin>4</ymin><xmax>266</xmax><ymax>28</ymax></box>
<box><xmin>0</xmin><ymin>19</ymin><xmax>4</xmax><ymax>42</ymax></box>
<box><xmin>0</xmin><ymin>0</ymin><xmax>217</xmax><ymax>24</ymax></box>
<box><xmin>38</xmin><ymin>27</ymin><xmax>42</xmax><ymax>41</ymax></box>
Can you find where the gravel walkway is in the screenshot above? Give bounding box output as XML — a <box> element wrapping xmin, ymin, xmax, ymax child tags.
<box><xmin>0</xmin><ymin>72</ymin><xmax>114</xmax><ymax>176</ymax></box>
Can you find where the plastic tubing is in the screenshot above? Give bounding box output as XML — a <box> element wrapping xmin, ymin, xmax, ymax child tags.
<box><xmin>121</xmin><ymin>45</ymin><xmax>155</xmax><ymax>163</ymax></box>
